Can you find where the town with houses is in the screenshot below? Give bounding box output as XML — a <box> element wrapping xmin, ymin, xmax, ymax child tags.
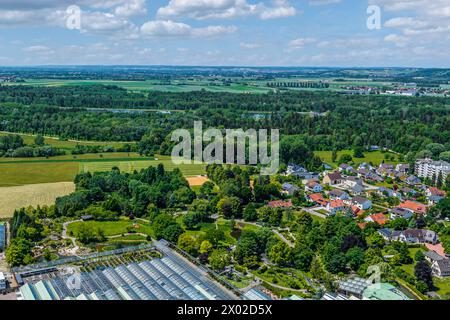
<box><xmin>278</xmin><ymin>157</ymin><xmax>450</xmax><ymax>288</ymax></box>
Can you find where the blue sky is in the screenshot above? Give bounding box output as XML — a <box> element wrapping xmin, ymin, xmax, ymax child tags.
<box><xmin>0</xmin><ymin>0</ymin><xmax>449</xmax><ymax>67</ymax></box>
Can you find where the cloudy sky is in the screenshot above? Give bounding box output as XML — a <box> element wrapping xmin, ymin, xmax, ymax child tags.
<box><xmin>0</xmin><ymin>0</ymin><xmax>449</xmax><ymax>67</ymax></box>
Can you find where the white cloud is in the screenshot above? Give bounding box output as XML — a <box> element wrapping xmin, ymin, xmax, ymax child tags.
<box><xmin>22</xmin><ymin>45</ymin><xmax>51</xmax><ymax>52</ymax></box>
<box><xmin>384</xmin><ymin>33</ymin><xmax>410</xmax><ymax>47</ymax></box>
<box><xmin>371</xmin><ymin>0</ymin><xmax>450</xmax><ymax>38</ymax></box>
<box><xmin>157</xmin><ymin>0</ymin><xmax>296</xmax><ymax>20</ymax></box>
<box><xmin>114</xmin><ymin>0</ymin><xmax>147</xmax><ymax>17</ymax></box>
<box><xmin>309</xmin><ymin>0</ymin><xmax>342</xmax><ymax>5</ymax></box>
<box><xmin>240</xmin><ymin>42</ymin><xmax>260</xmax><ymax>49</ymax></box>
<box><xmin>140</xmin><ymin>20</ymin><xmax>237</xmax><ymax>37</ymax></box>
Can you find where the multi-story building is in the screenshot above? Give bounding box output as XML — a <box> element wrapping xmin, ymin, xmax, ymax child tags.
<box><xmin>415</xmin><ymin>158</ymin><xmax>450</xmax><ymax>182</ymax></box>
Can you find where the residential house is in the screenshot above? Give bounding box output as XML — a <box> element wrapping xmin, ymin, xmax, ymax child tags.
<box><xmin>268</xmin><ymin>199</ymin><xmax>293</xmax><ymax>209</ymax></box>
<box><xmin>399</xmin><ymin>229</ymin><xmax>438</xmax><ymax>244</ymax></box>
<box><xmin>343</xmin><ymin>176</ymin><xmax>363</xmax><ymax>189</ymax></box>
<box><xmin>308</xmin><ymin>193</ymin><xmax>327</xmax><ymax>206</ymax></box>
<box><xmin>323</xmin><ymin>171</ymin><xmax>343</xmax><ymax>185</ymax></box>
<box><xmin>389</xmin><ymin>207</ymin><xmax>413</xmax><ymax>220</ymax></box>
<box><xmin>365</xmin><ymin>213</ymin><xmax>389</xmax><ymax>225</ymax></box>
<box><xmin>339</xmin><ymin>163</ymin><xmax>354</xmax><ymax>173</ymax></box>
<box><xmin>398</xmin><ymin>200</ymin><xmax>427</xmax><ymax>215</ymax></box>
<box><xmin>326</xmin><ymin>199</ymin><xmax>346</xmax><ymax>215</ymax></box>
<box><xmin>323</xmin><ymin>163</ymin><xmax>333</xmax><ymax>170</ymax></box>
<box><xmin>287</xmin><ymin>165</ymin><xmax>320</xmax><ymax>180</ymax></box>
<box><xmin>425</xmin><ymin>187</ymin><xmax>446</xmax><ymax>205</ymax></box>
<box><xmin>286</xmin><ymin>164</ymin><xmax>307</xmax><ymax>176</ymax></box>
<box><xmin>405</xmin><ymin>175</ymin><xmax>421</xmax><ymax>186</ymax></box>
<box><xmin>431</xmin><ymin>259</ymin><xmax>450</xmax><ymax>278</ymax></box>
<box><xmin>395</xmin><ymin>164</ymin><xmax>410</xmax><ymax>173</ymax></box>
<box><xmin>398</xmin><ymin>187</ymin><xmax>417</xmax><ymax>197</ymax></box>
<box><xmin>424</xmin><ymin>251</ymin><xmax>445</xmax><ymax>264</ymax></box>
<box><xmin>344</xmin><ymin>196</ymin><xmax>372</xmax><ymax>210</ymax></box>
<box><xmin>281</xmin><ymin>183</ymin><xmax>300</xmax><ymax>196</ymax></box>
<box><xmin>378</xmin><ymin>187</ymin><xmax>394</xmax><ymax>198</ymax></box>
<box><xmin>329</xmin><ymin>189</ymin><xmax>349</xmax><ymax>200</ymax></box>
<box><xmin>305</xmin><ymin>180</ymin><xmax>323</xmax><ymax>193</ymax></box>
<box><xmin>377</xmin><ymin>228</ymin><xmax>401</xmax><ymax>242</ymax></box>
<box><xmin>377</xmin><ymin>164</ymin><xmax>394</xmax><ymax>176</ymax></box>
<box><xmin>351</xmin><ymin>184</ymin><xmax>365</xmax><ymax>195</ymax></box>
<box><xmin>350</xmin><ymin>206</ymin><xmax>365</xmax><ymax>217</ymax></box>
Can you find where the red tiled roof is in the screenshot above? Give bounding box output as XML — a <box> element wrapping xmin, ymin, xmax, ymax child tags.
<box><xmin>369</xmin><ymin>213</ymin><xmax>389</xmax><ymax>225</ymax></box>
<box><xmin>357</xmin><ymin>222</ymin><xmax>367</xmax><ymax>229</ymax></box>
<box><xmin>268</xmin><ymin>199</ymin><xmax>293</xmax><ymax>208</ymax></box>
<box><xmin>310</xmin><ymin>193</ymin><xmax>324</xmax><ymax>202</ymax></box>
<box><xmin>398</xmin><ymin>200</ymin><xmax>427</xmax><ymax>214</ymax></box>
<box><xmin>425</xmin><ymin>243</ymin><xmax>446</xmax><ymax>257</ymax></box>
<box><xmin>428</xmin><ymin>187</ymin><xmax>446</xmax><ymax>197</ymax></box>
<box><xmin>329</xmin><ymin>199</ymin><xmax>345</xmax><ymax>208</ymax></box>
<box><xmin>351</xmin><ymin>205</ymin><xmax>365</xmax><ymax>217</ymax></box>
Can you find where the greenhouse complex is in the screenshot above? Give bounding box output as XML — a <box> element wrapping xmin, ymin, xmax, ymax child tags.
<box><xmin>13</xmin><ymin>241</ymin><xmax>239</xmax><ymax>301</ymax></box>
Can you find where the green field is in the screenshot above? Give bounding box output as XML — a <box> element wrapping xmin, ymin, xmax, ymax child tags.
<box><xmin>67</xmin><ymin>219</ymin><xmax>154</xmax><ymax>238</ymax></box>
<box><xmin>315</xmin><ymin>150</ymin><xmax>401</xmax><ymax>168</ymax></box>
<box><xmin>0</xmin><ymin>162</ymin><xmax>79</xmax><ymax>186</ymax></box>
<box><xmin>0</xmin><ymin>131</ymin><xmax>129</xmax><ymax>150</ymax></box>
<box><xmin>13</xmin><ymin>79</ymin><xmax>273</xmax><ymax>94</ymax></box>
<box><xmin>0</xmin><ymin>154</ymin><xmax>206</xmax><ymax>186</ymax></box>
<box><xmin>177</xmin><ymin>217</ymin><xmax>238</xmax><ymax>244</ymax></box>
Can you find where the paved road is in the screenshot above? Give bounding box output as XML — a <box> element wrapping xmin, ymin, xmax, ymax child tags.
<box><xmin>272</xmin><ymin>230</ymin><xmax>294</xmax><ymax>248</ymax></box>
<box><xmin>61</xmin><ymin>219</ymin><xmax>82</xmax><ymax>255</ymax></box>
<box><xmin>301</xmin><ymin>207</ymin><xmax>328</xmax><ymax>219</ymax></box>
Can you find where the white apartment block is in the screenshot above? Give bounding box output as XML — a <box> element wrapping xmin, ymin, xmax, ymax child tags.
<box><xmin>415</xmin><ymin>158</ymin><xmax>450</xmax><ymax>181</ymax></box>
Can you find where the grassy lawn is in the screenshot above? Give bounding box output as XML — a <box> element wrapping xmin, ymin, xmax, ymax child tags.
<box><xmin>67</xmin><ymin>219</ymin><xmax>154</xmax><ymax>238</ymax></box>
<box><xmin>434</xmin><ymin>277</ymin><xmax>450</xmax><ymax>297</ymax></box>
<box><xmin>315</xmin><ymin>150</ymin><xmax>401</xmax><ymax>168</ymax></box>
<box><xmin>178</xmin><ymin>217</ymin><xmax>237</xmax><ymax>245</ymax></box>
<box><xmin>252</xmin><ymin>267</ymin><xmax>309</xmax><ymax>291</ymax></box>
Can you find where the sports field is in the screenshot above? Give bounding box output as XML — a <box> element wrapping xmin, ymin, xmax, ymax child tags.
<box><xmin>0</xmin><ymin>182</ymin><xmax>75</xmax><ymax>217</ymax></box>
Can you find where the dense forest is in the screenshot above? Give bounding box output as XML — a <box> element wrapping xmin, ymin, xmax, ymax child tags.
<box><xmin>1</xmin><ymin>85</ymin><xmax>449</xmax><ymax>160</ymax></box>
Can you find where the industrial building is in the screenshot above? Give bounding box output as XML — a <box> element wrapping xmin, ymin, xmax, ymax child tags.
<box><xmin>14</xmin><ymin>242</ymin><xmax>237</xmax><ymax>301</ymax></box>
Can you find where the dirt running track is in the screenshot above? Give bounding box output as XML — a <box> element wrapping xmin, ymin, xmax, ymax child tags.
<box><xmin>186</xmin><ymin>176</ymin><xmax>209</xmax><ymax>186</ymax></box>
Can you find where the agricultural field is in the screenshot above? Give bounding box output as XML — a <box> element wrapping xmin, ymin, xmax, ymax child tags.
<box><xmin>0</xmin><ymin>154</ymin><xmax>206</xmax><ymax>187</ymax></box>
<box><xmin>0</xmin><ymin>182</ymin><xmax>75</xmax><ymax>217</ymax></box>
<box><xmin>15</xmin><ymin>79</ymin><xmax>273</xmax><ymax>94</ymax></box>
<box><xmin>79</xmin><ymin>157</ymin><xmax>206</xmax><ymax>176</ymax></box>
<box><xmin>0</xmin><ymin>131</ymin><xmax>129</xmax><ymax>150</ymax></box>
<box><xmin>315</xmin><ymin>150</ymin><xmax>401</xmax><ymax>168</ymax></box>
<box><xmin>0</xmin><ymin>162</ymin><xmax>79</xmax><ymax>187</ymax></box>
